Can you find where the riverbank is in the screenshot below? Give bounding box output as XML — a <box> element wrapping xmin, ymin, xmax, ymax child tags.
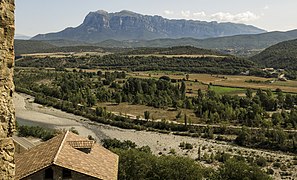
<box><xmin>14</xmin><ymin>93</ymin><xmax>297</xmax><ymax>179</ymax></box>
<box><xmin>15</xmin><ymin>93</ymin><xmax>102</xmax><ymax>139</ymax></box>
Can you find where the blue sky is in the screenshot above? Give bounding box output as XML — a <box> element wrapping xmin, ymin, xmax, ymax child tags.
<box><xmin>15</xmin><ymin>0</ymin><xmax>297</xmax><ymax>36</ymax></box>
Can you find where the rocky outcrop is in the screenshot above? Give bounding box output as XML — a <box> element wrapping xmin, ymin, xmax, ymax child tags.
<box><xmin>32</xmin><ymin>10</ymin><xmax>266</xmax><ymax>43</ymax></box>
<box><xmin>0</xmin><ymin>0</ymin><xmax>16</xmax><ymax>179</ymax></box>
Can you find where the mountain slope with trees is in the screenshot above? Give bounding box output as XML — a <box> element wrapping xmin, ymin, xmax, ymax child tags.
<box><xmin>120</xmin><ymin>46</ymin><xmax>225</xmax><ymax>56</ymax></box>
<box><xmin>16</xmin><ymin>29</ymin><xmax>297</xmax><ymax>57</ymax></box>
<box><xmin>14</xmin><ymin>40</ymin><xmax>104</xmax><ymax>56</ymax></box>
<box><xmin>95</xmin><ymin>29</ymin><xmax>297</xmax><ymax>51</ymax></box>
<box><xmin>14</xmin><ymin>40</ymin><xmax>57</xmax><ymax>56</ymax></box>
<box><xmin>251</xmin><ymin>39</ymin><xmax>297</xmax><ymax>70</ymax></box>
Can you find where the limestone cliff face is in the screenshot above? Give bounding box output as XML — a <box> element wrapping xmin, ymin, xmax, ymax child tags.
<box><xmin>0</xmin><ymin>0</ymin><xmax>15</xmax><ymax>179</ymax></box>
<box><xmin>32</xmin><ymin>10</ymin><xmax>266</xmax><ymax>43</ymax></box>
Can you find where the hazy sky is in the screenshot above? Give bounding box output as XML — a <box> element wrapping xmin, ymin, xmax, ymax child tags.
<box><xmin>15</xmin><ymin>0</ymin><xmax>297</xmax><ymax>36</ymax></box>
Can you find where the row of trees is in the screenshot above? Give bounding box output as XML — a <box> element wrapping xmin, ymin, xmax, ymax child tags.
<box><xmin>15</xmin><ymin>68</ymin><xmax>297</xmax><ymax>128</ymax></box>
<box><xmin>17</xmin><ymin>125</ymin><xmax>56</xmax><ymax>141</ymax></box>
<box><xmin>14</xmin><ymin>68</ymin><xmax>297</xmax><ymax>129</ymax></box>
<box><xmin>16</xmin><ymin>53</ymin><xmax>255</xmax><ymax>75</ymax></box>
<box><xmin>193</xmin><ymin>88</ymin><xmax>297</xmax><ymax>128</ymax></box>
<box><xmin>14</xmin><ymin>69</ymin><xmax>297</xmax><ymax>153</ymax></box>
<box><xmin>236</xmin><ymin>127</ymin><xmax>297</xmax><ymax>153</ymax></box>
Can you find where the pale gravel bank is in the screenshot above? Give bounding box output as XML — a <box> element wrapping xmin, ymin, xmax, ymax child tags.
<box><xmin>14</xmin><ymin>93</ymin><xmax>296</xmax><ymax>179</ymax></box>
<box><xmin>14</xmin><ymin>93</ymin><xmax>101</xmax><ymax>139</ymax></box>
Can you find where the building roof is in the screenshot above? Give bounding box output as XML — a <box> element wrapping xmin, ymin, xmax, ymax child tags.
<box><xmin>12</xmin><ymin>135</ymin><xmax>37</xmax><ymax>151</ymax></box>
<box><xmin>15</xmin><ymin>131</ymin><xmax>119</xmax><ymax>180</ymax></box>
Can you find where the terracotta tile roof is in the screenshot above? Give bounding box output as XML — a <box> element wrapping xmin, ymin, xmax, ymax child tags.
<box><xmin>15</xmin><ymin>131</ymin><xmax>119</xmax><ymax>180</ymax></box>
<box><xmin>15</xmin><ymin>132</ymin><xmax>65</xmax><ymax>179</ymax></box>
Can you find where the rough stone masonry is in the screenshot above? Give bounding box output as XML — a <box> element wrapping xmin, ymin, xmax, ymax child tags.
<box><xmin>0</xmin><ymin>0</ymin><xmax>15</xmax><ymax>179</ymax></box>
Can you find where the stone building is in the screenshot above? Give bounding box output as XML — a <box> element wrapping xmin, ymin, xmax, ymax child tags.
<box><xmin>0</xmin><ymin>0</ymin><xmax>16</xmax><ymax>179</ymax></box>
<box><xmin>16</xmin><ymin>131</ymin><xmax>119</xmax><ymax>180</ymax></box>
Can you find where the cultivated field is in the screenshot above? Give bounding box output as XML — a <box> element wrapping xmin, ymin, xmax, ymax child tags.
<box><xmin>132</xmin><ymin>71</ymin><xmax>297</xmax><ymax>94</ymax></box>
<box><xmin>21</xmin><ymin>51</ymin><xmax>110</xmax><ymax>58</ymax></box>
<box><xmin>97</xmin><ymin>102</ymin><xmax>201</xmax><ymax>124</ymax></box>
<box><xmin>128</xmin><ymin>54</ymin><xmax>227</xmax><ymax>58</ymax></box>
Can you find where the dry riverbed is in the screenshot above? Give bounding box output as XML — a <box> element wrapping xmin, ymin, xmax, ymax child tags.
<box><xmin>14</xmin><ymin>93</ymin><xmax>297</xmax><ymax>179</ymax></box>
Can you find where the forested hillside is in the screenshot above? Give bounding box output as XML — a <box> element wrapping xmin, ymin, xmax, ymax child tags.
<box><xmin>251</xmin><ymin>39</ymin><xmax>297</xmax><ymax>70</ymax></box>
<box><xmin>15</xmin><ymin>40</ymin><xmax>104</xmax><ymax>56</ymax></box>
<box><xmin>16</xmin><ymin>54</ymin><xmax>255</xmax><ymax>75</ymax></box>
<box><xmin>16</xmin><ymin>29</ymin><xmax>297</xmax><ymax>57</ymax></box>
<box><xmin>14</xmin><ymin>40</ymin><xmax>56</xmax><ymax>56</ymax></box>
<box><xmin>120</xmin><ymin>46</ymin><xmax>225</xmax><ymax>56</ymax></box>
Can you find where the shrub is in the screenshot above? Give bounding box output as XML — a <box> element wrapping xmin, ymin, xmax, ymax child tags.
<box><xmin>273</xmin><ymin>162</ymin><xmax>281</xmax><ymax>168</ymax></box>
<box><xmin>256</xmin><ymin>157</ymin><xmax>267</xmax><ymax>167</ymax></box>
<box><xmin>17</xmin><ymin>125</ymin><xmax>56</xmax><ymax>141</ymax></box>
<box><xmin>217</xmin><ymin>158</ymin><xmax>271</xmax><ymax>180</ymax></box>
<box><xmin>169</xmin><ymin>148</ymin><xmax>176</xmax><ymax>155</ymax></box>
<box><xmin>179</xmin><ymin>142</ymin><xmax>193</xmax><ymax>150</ymax></box>
<box><xmin>267</xmin><ymin>168</ymin><xmax>274</xmax><ymax>175</ymax></box>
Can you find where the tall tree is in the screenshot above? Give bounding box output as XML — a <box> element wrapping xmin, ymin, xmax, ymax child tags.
<box><xmin>180</xmin><ymin>81</ymin><xmax>186</xmax><ymax>99</ymax></box>
<box><xmin>115</xmin><ymin>92</ymin><xmax>122</xmax><ymax>104</ymax></box>
<box><xmin>186</xmin><ymin>74</ymin><xmax>189</xmax><ymax>81</ymax></box>
<box><xmin>198</xmin><ymin>89</ymin><xmax>204</xmax><ymax>100</ymax></box>
<box><xmin>184</xmin><ymin>114</ymin><xmax>188</xmax><ymax>127</ymax></box>
<box><xmin>246</xmin><ymin>88</ymin><xmax>253</xmax><ymax>99</ymax></box>
<box><xmin>144</xmin><ymin>111</ymin><xmax>150</xmax><ymax>121</ymax></box>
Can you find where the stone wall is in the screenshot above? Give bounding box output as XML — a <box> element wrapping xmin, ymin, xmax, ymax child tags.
<box><xmin>0</xmin><ymin>0</ymin><xmax>15</xmax><ymax>179</ymax></box>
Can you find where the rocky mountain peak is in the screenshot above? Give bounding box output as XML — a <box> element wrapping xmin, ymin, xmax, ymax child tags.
<box><xmin>32</xmin><ymin>10</ymin><xmax>266</xmax><ymax>43</ymax></box>
<box><xmin>95</xmin><ymin>10</ymin><xmax>109</xmax><ymax>15</ymax></box>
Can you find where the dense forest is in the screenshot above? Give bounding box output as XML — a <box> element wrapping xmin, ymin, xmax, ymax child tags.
<box><xmin>251</xmin><ymin>39</ymin><xmax>297</xmax><ymax>70</ymax></box>
<box><xmin>14</xmin><ymin>69</ymin><xmax>297</xmax><ymax>153</ymax></box>
<box><xmin>120</xmin><ymin>46</ymin><xmax>225</xmax><ymax>56</ymax></box>
<box><xmin>16</xmin><ymin>53</ymin><xmax>256</xmax><ymax>75</ymax></box>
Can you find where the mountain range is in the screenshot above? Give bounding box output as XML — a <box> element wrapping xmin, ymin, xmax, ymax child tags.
<box><xmin>32</xmin><ymin>10</ymin><xmax>265</xmax><ymax>42</ymax></box>
<box><xmin>93</xmin><ymin>29</ymin><xmax>297</xmax><ymax>50</ymax></box>
<box><xmin>15</xmin><ymin>28</ymin><xmax>297</xmax><ymax>57</ymax></box>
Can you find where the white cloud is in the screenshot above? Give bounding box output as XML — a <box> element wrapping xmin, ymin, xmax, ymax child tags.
<box><xmin>166</xmin><ymin>10</ymin><xmax>260</xmax><ymax>23</ymax></box>
<box><xmin>193</xmin><ymin>11</ymin><xmax>206</xmax><ymax>17</ymax></box>
<box><xmin>164</xmin><ymin>10</ymin><xmax>174</xmax><ymax>15</ymax></box>
<box><xmin>210</xmin><ymin>11</ymin><xmax>259</xmax><ymax>23</ymax></box>
<box><xmin>181</xmin><ymin>10</ymin><xmax>191</xmax><ymax>18</ymax></box>
<box><xmin>264</xmin><ymin>5</ymin><xmax>269</xmax><ymax>10</ymax></box>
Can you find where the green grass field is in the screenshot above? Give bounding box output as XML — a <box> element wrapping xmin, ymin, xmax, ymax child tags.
<box><xmin>209</xmin><ymin>86</ymin><xmax>246</xmax><ymax>95</ymax></box>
